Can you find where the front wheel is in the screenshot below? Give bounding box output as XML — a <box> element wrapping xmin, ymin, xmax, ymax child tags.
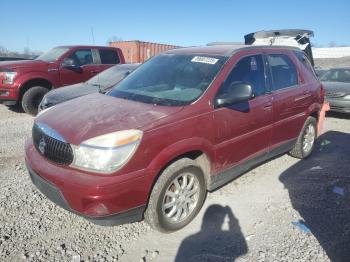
<box><xmin>144</xmin><ymin>158</ymin><xmax>207</xmax><ymax>233</ymax></box>
<box><xmin>289</xmin><ymin>116</ymin><xmax>317</xmax><ymax>159</ymax></box>
<box><xmin>21</xmin><ymin>86</ymin><xmax>49</xmax><ymax>116</ymax></box>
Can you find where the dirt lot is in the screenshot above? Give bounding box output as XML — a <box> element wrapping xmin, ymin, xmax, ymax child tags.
<box><xmin>0</xmin><ymin>105</ymin><xmax>349</xmax><ymax>262</ymax></box>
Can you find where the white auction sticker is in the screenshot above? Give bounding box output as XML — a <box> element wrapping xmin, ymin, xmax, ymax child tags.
<box><xmin>191</xmin><ymin>56</ymin><xmax>219</xmax><ymax>64</ymax></box>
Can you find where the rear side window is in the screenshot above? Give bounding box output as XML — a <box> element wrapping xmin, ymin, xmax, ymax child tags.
<box><xmin>219</xmin><ymin>55</ymin><xmax>266</xmax><ymax>97</ymax></box>
<box><xmin>267</xmin><ymin>54</ymin><xmax>298</xmax><ymax>90</ymax></box>
<box><xmin>99</xmin><ymin>49</ymin><xmax>120</xmax><ymax>64</ymax></box>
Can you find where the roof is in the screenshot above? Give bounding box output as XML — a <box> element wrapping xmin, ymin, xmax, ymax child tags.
<box><xmin>164</xmin><ymin>44</ymin><xmax>301</xmax><ymax>57</ymax></box>
<box><xmin>56</xmin><ymin>45</ymin><xmax>118</xmax><ymax>49</ymax></box>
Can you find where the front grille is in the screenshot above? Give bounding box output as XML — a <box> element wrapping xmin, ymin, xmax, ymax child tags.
<box><xmin>32</xmin><ymin>124</ymin><xmax>73</xmax><ymax>165</ymax></box>
<box><xmin>326</xmin><ymin>91</ymin><xmax>345</xmax><ymax>98</ymax></box>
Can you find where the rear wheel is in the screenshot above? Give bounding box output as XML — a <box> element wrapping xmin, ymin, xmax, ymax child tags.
<box><xmin>21</xmin><ymin>86</ymin><xmax>49</xmax><ymax>116</ymax></box>
<box><xmin>145</xmin><ymin>158</ymin><xmax>207</xmax><ymax>233</ymax></box>
<box><xmin>289</xmin><ymin>116</ymin><xmax>317</xmax><ymax>159</ymax></box>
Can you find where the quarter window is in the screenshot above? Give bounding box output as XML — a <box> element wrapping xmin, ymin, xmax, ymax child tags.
<box><xmin>267</xmin><ymin>54</ymin><xmax>298</xmax><ymax>90</ymax></box>
<box><xmin>218</xmin><ymin>55</ymin><xmax>266</xmax><ymax>98</ymax></box>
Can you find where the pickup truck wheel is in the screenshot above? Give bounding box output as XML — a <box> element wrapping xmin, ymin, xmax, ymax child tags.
<box><xmin>22</xmin><ymin>86</ymin><xmax>49</xmax><ymax>116</ymax></box>
<box><xmin>289</xmin><ymin>116</ymin><xmax>317</xmax><ymax>159</ymax></box>
<box><xmin>144</xmin><ymin>158</ymin><xmax>206</xmax><ymax>233</ymax></box>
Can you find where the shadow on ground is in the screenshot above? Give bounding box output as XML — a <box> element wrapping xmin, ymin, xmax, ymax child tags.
<box><xmin>6</xmin><ymin>104</ymin><xmax>24</xmax><ymax>113</ymax></box>
<box><xmin>280</xmin><ymin>131</ymin><xmax>350</xmax><ymax>262</ymax></box>
<box><xmin>326</xmin><ymin>111</ymin><xmax>350</xmax><ymax>120</ymax></box>
<box><xmin>175</xmin><ymin>204</ymin><xmax>248</xmax><ymax>262</ymax></box>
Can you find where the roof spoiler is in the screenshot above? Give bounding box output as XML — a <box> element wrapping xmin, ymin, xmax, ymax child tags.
<box><xmin>244</xmin><ymin>29</ymin><xmax>315</xmax><ymax>66</ymax></box>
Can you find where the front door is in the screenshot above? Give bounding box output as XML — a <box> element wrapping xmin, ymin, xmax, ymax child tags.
<box><xmin>213</xmin><ymin>53</ymin><xmax>273</xmax><ymax>173</ymax></box>
<box><xmin>60</xmin><ymin>49</ymin><xmax>98</xmax><ymax>86</ymax></box>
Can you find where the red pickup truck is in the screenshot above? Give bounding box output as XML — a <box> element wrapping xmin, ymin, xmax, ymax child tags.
<box><xmin>0</xmin><ymin>45</ymin><xmax>125</xmax><ymax>115</ymax></box>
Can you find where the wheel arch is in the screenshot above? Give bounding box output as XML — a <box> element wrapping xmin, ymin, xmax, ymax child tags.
<box><xmin>19</xmin><ymin>78</ymin><xmax>53</xmax><ymax>101</ymax></box>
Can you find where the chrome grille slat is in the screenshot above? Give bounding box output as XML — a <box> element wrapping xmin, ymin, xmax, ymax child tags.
<box><xmin>32</xmin><ymin>124</ymin><xmax>73</xmax><ymax>165</ymax></box>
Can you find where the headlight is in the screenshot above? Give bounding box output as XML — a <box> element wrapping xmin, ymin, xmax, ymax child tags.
<box><xmin>344</xmin><ymin>94</ymin><xmax>350</xmax><ymax>100</ymax></box>
<box><xmin>0</xmin><ymin>71</ymin><xmax>17</xmax><ymax>85</ymax></box>
<box><xmin>72</xmin><ymin>130</ymin><xmax>143</xmax><ymax>173</ymax></box>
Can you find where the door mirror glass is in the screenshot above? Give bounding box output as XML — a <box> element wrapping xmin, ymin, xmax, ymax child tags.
<box><xmin>215</xmin><ymin>81</ymin><xmax>253</xmax><ymax>107</ymax></box>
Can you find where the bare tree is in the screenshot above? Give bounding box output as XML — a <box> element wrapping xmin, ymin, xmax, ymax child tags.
<box><xmin>328</xmin><ymin>41</ymin><xmax>338</xmax><ymax>47</ymax></box>
<box><xmin>107</xmin><ymin>35</ymin><xmax>123</xmax><ymax>44</ymax></box>
<box><xmin>0</xmin><ymin>46</ymin><xmax>8</xmax><ymax>56</ymax></box>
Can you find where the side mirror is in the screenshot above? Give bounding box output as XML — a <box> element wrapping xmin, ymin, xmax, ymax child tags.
<box><xmin>62</xmin><ymin>58</ymin><xmax>82</xmax><ymax>73</ymax></box>
<box><xmin>215</xmin><ymin>82</ymin><xmax>253</xmax><ymax>108</ymax></box>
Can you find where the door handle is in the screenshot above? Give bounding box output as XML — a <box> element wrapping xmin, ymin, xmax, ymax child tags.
<box><xmin>263</xmin><ymin>103</ymin><xmax>273</xmax><ymax>110</ymax></box>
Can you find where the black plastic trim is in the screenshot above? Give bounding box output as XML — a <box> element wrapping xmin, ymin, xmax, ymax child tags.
<box><xmin>208</xmin><ymin>139</ymin><xmax>296</xmax><ymax>191</ymax></box>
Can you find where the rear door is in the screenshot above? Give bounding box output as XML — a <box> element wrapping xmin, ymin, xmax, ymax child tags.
<box><xmin>213</xmin><ymin>51</ymin><xmax>273</xmax><ymax>172</ymax></box>
<box><xmin>267</xmin><ymin>51</ymin><xmax>310</xmax><ymax>149</ymax></box>
<box><xmin>59</xmin><ymin>48</ymin><xmax>99</xmax><ymax>86</ymax></box>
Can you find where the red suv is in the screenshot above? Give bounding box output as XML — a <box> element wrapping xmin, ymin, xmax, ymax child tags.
<box><xmin>0</xmin><ymin>45</ymin><xmax>124</xmax><ymax>115</ymax></box>
<box><xmin>25</xmin><ymin>45</ymin><xmax>324</xmax><ymax>232</ymax></box>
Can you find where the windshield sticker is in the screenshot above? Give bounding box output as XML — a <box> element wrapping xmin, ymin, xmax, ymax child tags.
<box><xmin>191</xmin><ymin>56</ymin><xmax>219</xmax><ymax>64</ymax></box>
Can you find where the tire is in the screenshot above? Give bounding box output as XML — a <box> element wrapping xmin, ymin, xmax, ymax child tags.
<box><xmin>289</xmin><ymin>116</ymin><xmax>317</xmax><ymax>159</ymax></box>
<box><xmin>145</xmin><ymin>158</ymin><xmax>207</xmax><ymax>233</ymax></box>
<box><xmin>21</xmin><ymin>86</ymin><xmax>49</xmax><ymax>116</ymax></box>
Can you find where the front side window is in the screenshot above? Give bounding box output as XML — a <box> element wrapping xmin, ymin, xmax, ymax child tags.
<box><xmin>268</xmin><ymin>54</ymin><xmax>298</xmax><ymax>90</ymax></box>
<box><xmin>320</xmin><ymin>69</ymin><xmax>350</xmax><ymax>83</ymax></box>
<box><xmin>217</xmin><ymin>55</ymin><xmax>266</xmax><ymax>98</ymax></box>
<box><xmin>99</xmin><ymin>49</ymin><xmax>120</xmax><ymax>64</ymax></box>
<box><xmin>68</xmin><ymin>49</ymin><xmax>93</xmax><ymax>66</ymax></box>
<box><xmin>109</xmin><ymin>54</ymin><xmax>228</xmax><ymax>106</ymax></box>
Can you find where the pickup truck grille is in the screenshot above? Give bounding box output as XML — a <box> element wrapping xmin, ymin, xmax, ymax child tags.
<box><xmin>326</xmin><ymin>91</ymin><xmax>346</xmax><ymax>98</ymax></box>
<box><xmin>32</xmin><ymin>124</ymin><xmax>73</xmax><ymax>165</ymax></box>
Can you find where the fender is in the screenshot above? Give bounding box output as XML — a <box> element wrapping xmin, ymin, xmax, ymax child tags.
<box><xmin>16</xmin><ymin>72</ymin><xmax>55</xmax><ymax>89</ymax></box>
<box><xmin>146</xmin><ymin>137</ymin><xmax>215</xmax><ymax>183</ymax></box>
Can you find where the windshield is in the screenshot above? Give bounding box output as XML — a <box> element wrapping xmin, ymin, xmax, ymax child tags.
<box><xmin>320</xmin><ymin>69</ymin><xmax>350</xmax><ymax>83</ymax></box>
<box><xmin>36</xmin><ymin>47</ymin><xmax>70</xmax><ymax>62</ymax></box>
<box><xmin>86</xmin><ymin>65</ymin><xmax>136</xmax><ymax>89</ymax></box>
<box><xmin>108</xmin><ymin>54</ymin><xmax>228</xmax><ymax>106</ymax></box>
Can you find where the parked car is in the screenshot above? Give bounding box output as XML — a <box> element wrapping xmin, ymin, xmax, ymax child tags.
<box><xmin>38</xmin><ymin>63</ymin><xmax>139</xmax><ymax>112</ymax></box>
<box><xmin>315</xmin><ymin>68</ymin><xmax>328</xmax><ymax>79</ymax></box>
<box><xmin>25</xmin><ymin>45</ymin><xmax>324</xmax><ymax>232</ymax></box>
<box><xmin>321</xmin><ymin>67</ymin><xmax>350</xmax><ymax>113</ymax></box>
<box><xmin>0</xmin><ymin>45</ymin><xmax>125</xmax><ymax>115</ymax></box>
<box><xmin>0</xmin><ymin>56</ymin><xmax>32</xmax><ymax>61</ymax></box>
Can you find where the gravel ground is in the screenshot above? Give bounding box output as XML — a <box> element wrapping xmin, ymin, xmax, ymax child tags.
<box><xmin>0</xmin><ymin>105</ymin><xmax>349</xmax><ymax>262</ymax></box>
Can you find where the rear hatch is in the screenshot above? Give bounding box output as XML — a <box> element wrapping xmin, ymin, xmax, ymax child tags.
<box><xmin>244</xmin><ymin>29</ymin><xmax>315</xmax><ymax>66</ymax></box>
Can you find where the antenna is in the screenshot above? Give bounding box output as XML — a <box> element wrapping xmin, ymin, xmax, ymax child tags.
<box><xmin>90</xmin><ymin>27</ymin><xmax>95</xmax><ymax>44</ymax></box>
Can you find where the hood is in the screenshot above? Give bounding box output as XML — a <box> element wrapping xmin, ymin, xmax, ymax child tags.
<box><xmin>42</xmin><ymin>83</ymin><xmax>98</xmax><ymax>106</ymax></box>
<box><xmin>322</xmin><ymin>81</ymin><xmax>350</xmax><ymax>94</ymax></box>
<box><xmin>0</xmin><ymin>59</ymin><xmax>46</xmax><ymax>70</ymax></box>
<box><xmin>35</xmin><ymin>93</ymin><xmax>183</xmax><ymax>145</ymax></box>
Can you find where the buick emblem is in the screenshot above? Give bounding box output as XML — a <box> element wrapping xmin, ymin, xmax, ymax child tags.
<box><xmin>38</xmin><ymin>138</ymin><xmax>46</xmax><ymax>154</ymax></box>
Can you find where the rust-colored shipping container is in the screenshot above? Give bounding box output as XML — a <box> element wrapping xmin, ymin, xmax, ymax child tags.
<box><xmin>109</xmin><ymin>40</ymin><xmax>180</xmax><ymax>63</ymax></box>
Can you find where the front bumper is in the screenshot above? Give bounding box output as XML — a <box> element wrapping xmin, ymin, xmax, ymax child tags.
<box><xmin>326</xmin><ymin>97</ymin><xmax>350</xmax><ymax>114</ymax></box>
<box><xmin>0</xmin><ymin>87</ymin><xmax>19</xmax><ymax>105</ymax></box>
<box><xmin>25</xmin><ymin>139</ymin><xmax>152</xmax><ymax>226</ymax></box>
